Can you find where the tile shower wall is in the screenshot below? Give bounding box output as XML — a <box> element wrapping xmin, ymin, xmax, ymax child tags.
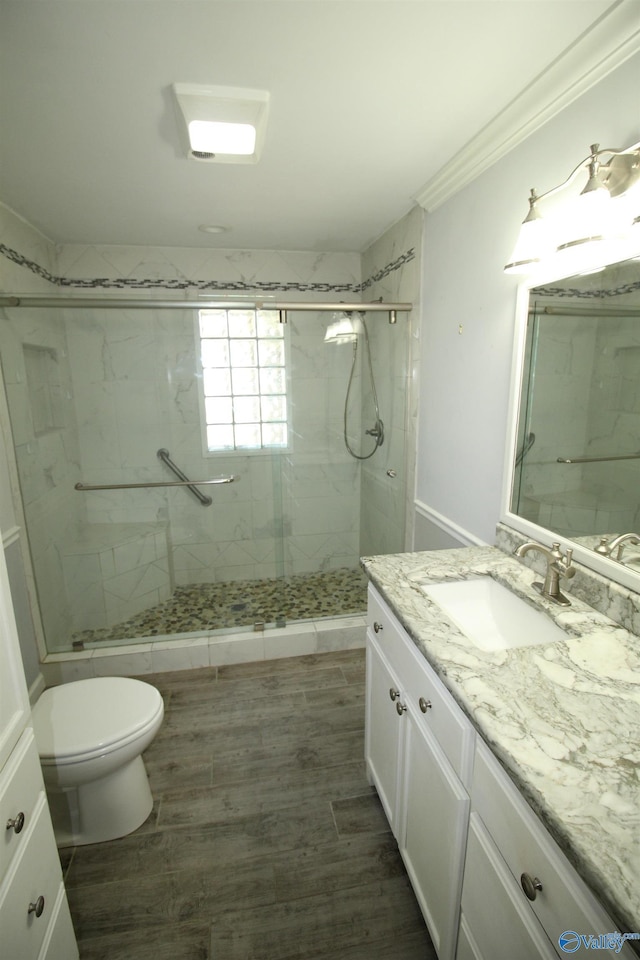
<box><xmin>360</xmin><ymin>207</ymin><xmax>422</xmax><ymax>556</ymax></box>
<box><xmin>0</xmin><ymin>205</ymin><xmax>81</xmax><ymax>651</ymax></box>
<box><xmin>57</xmin><ymin>247</ymin><xmax>363</xmax><ymax>593</ymax></box>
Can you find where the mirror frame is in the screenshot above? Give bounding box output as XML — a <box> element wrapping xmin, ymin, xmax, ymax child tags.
<box><xmin>501</xmin><ymin>239</ymin><xmax>640</xmax><ymax>595</ymax></box>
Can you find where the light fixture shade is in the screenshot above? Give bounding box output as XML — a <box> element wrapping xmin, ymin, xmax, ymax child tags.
<box><xmin>324</xmin><ymin>312</ymin><xmax>364</xmax><ymax>343</ymax></box>
<box><xmin>504</xmin><ymin>217</ymin><xmax>554</xmax><ymax>275</ymax></box>
<box><xmin>555</xmin><ymin>186</ymin><xmax>614</xmax><ymax>251</ymax></box>
<box><xmin>172</xmin><ymin>83</ymin><xmax>270</xmax><ymax>164</ymax></box>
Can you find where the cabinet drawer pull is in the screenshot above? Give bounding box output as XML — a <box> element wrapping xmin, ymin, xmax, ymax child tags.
<box><xmin>389</xmin><ymin>688</ymin><xmax>400</xmax><ymax>701</ymax></box>
<box><xmin>28</xmin><ymin>896</ymin><xmax>45</xmax><ymax>918</ymax></box>
<box><xmin>396</xmin><ymin>701</ymin><xmax>407</xmax><ymax>716</ymax></box>
<box><xmin>520</xmin><ymin>873</ymin><xmax>543</xmax><ymax>901</ymax></box>
<box><xmin>6</xmin><ymin>811</ymin><xmax>25</xmax><ymax>834</ymax></box>
<box><xmin>373</xmin><ymin>621</ymin><xmax>383</xmax><ymax>633</ymax></box>
<box><xmin>419</xmin><ymin>697</ymin><xmax>432</xmax><ymax>713</ymax></box>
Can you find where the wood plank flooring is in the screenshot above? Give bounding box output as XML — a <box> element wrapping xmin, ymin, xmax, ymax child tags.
<box><xmin>60</xmin><ymin>649</ymin><xmax>436</xmax><ymax>960</ymax></box>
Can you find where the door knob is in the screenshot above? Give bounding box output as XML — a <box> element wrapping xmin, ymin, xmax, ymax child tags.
<box><xmin>6</xmin><ymin>812</ymin><xmax>25</xmax><ymax>834</ymax></box>
<box><xmin>28</xmin><ymin>896</ymin><xmax>45</xmax><ymax>918</ymax></box>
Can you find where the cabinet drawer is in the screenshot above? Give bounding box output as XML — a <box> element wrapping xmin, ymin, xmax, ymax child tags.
<box><xmin>0</xmin><ymin>794</ymin><xmax>63</xmax><ymax>960</ymax></box>
<box><xmin>37</xmin><ymin>883</ymin><xmax>78</xmax><ymax>960</ymax></box>
<box><xmin>461</xmin><ymin>813</ymin><xmax>557</xmax><ymax>960</ymax></box>
<box><xmin>472</xmin><ymin>740</ymin><xmax>634</xmax><ymax>958</ymax></box>
<box><xmin>368</xmin><ymin>585</ymin><xmax>474</xmax><ymax>785</ymax></box>
<box><xmin>0</xmin><ymin>729</ymin><xmax>44</xmax><ymax>880</ymax></box>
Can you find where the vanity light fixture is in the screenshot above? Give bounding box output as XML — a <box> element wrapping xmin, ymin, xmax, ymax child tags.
<box><xmin>172</xmin><ymin>83</ymin><xmax>270</xmax><ymax>163</ymax></box>
<box><xmin>505</xmin><ymin>140</ymin><xmax>640</xmax><ymax>275</ymax></box>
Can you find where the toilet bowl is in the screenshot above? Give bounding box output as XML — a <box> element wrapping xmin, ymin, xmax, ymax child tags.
<box><xmin>32</xmin><ymin>676</ymin><xmax>164</xmax><ymax>847</ymax></box>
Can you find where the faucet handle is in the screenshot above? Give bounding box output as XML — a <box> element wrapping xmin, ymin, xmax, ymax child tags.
<box><xmin>594</xmin><ymin>537</ymin><xmax>611</xmax><ymax>556</ymax></box>
<box><xmin>562</xmin><ymin>548</ymin><xmax>576</xmax><ymax>579</ymax></box>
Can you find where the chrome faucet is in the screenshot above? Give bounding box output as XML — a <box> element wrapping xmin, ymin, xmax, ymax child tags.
<box><xmin>594</xmin><ymin>532</ymin><xmax>640</xmax><ymax>562</ymax></box>
<box><xmin>514</xmin><ymin>540</ymin><xmax>576</xmax><ymax>606</ymax></box>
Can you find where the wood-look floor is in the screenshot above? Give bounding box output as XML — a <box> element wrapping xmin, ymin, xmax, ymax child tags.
<box><xmin>60</xmin><ymin>649</ymin><xmax>436</xmax><ymax>960</ymax></box>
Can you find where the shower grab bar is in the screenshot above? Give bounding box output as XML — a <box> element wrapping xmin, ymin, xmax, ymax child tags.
<box><xmin>557</xmin><ymin>452</ymin><xmax>640</xmax><ymax>464</ymax></box>
<box><xmin>157</xmin><ymin>448</ymin><xmax>214</xmax><ymax>506</ymax></box>
<box><xmin>75</xmin><ymin>448</ymin><xmax>237</xmax><ymax>506</ymax></box>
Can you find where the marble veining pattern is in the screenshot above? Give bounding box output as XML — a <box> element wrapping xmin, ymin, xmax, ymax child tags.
<box><xmin>361</xmin><ymin>545</ymin><xmax>640</xmax><ymax>935</ymax></box>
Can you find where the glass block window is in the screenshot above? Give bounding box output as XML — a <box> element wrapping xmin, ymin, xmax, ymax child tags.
<box><xmin>199</xmin><ymin>309</ymin><xmax>288</xmax><ymax>451</ymax></box>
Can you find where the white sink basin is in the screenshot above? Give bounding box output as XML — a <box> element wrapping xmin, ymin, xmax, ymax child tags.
<box><xmin>421</xmin><ymin>577</ymin><xmax>567</xmax><ymax>652</ymax></box>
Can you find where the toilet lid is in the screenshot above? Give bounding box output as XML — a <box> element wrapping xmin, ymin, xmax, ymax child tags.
<box><xmin>32</xmin><ymin>677</ymin><xmax>163</xmax><ymax>761</ymax></box>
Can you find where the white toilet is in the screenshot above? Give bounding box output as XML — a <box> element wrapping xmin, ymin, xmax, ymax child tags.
<box><xmin>32</xmin><ymin>676</ymin><xmax>164</xmax><ymax>847</ymax></box>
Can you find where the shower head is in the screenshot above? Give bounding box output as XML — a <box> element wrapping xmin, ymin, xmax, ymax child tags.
<box><xmin>324</xmin><ymin>311</ymin><xmax>364</xmax><ymax>344</ymax></box>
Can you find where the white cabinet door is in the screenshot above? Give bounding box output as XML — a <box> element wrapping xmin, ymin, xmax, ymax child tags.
<box><xmin>400</xmin><ymin>709</ymin><xmax>470</xmax><ymax>960</ymax></box>
<box><xmin>365</xmin><ymin>632</ymin><xmax>405</xmax><ymax>834</ymax></box>
<box><xmin>0</xmin><ymin>538</ymin><xmax>30</xmax><ymax>769</ymax></box>
<box><xmin>460</xmin><ymin>814</ymin><xmax>557</xmax><ymax>960</ymax></box>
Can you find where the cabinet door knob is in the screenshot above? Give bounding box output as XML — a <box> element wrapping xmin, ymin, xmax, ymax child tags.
<box><xmin>520</xmin><ymin>873</ymin><xmax>543</xmax><ymax>901</ymax></box>
<box><xmin>396</xmin><ymin>701</ymin><xmax>407</xmax><ymax>716</ymax></box>
<box><xmin>373</xmin><ymin>621</ymin><xmax>383</xmax><ymax>633</ymax></box>
<box><xmin>6</xmin><ymin>812</ymin><xmax>25</xmax><ymax>834</ymax></box>
<box><xmin>389</xmin><ymin>688</ymin><xmax>400</xmax><ymax>702</ymax></box>
<box><xmin>419</xmin><ymin>697</ymin><xmax>432</xmax><ymax>713</ymax></box>
<box><xmin>28</xmin><ymin>896</ymin><xmax>45</xmax><ymax>918</ymax></box>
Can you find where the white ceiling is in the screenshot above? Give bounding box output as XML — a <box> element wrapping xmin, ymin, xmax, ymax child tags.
<box><xmin>0</xmin><ymin>0</ymin><xmax>616</xmax><ymax>253</ymax></box>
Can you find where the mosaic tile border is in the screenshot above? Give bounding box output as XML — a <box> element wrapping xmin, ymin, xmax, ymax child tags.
<box><xmin>0</xmin><ymin>242</ymin><xmax>415</xmax><ymax>296</ymax></box>
<box><xmin>535</xmin><ymin>279</ymin><xmax>640</xmax><ymax>298</ymax></box>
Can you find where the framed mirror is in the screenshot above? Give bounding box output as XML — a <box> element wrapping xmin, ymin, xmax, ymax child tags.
<box><xmin>502</xmin><ymin>247</ymin><xmax>640</xmax><ymax>593</ymax></box>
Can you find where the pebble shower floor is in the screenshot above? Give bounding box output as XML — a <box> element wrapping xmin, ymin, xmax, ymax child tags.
<box><xmin>72</xmin><ymin>567</ymin><xmax>369</xmax><ymax>646</ymax></box>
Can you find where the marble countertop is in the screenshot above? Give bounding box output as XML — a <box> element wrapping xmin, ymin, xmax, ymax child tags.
<box><xmin>361</xmin><ymin>545</ymin><xmax>640</xmax><ymax>937</ymax></box>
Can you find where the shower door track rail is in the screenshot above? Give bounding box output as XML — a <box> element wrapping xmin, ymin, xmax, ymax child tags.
<box><xmin>0</xmin><ymin>296</ymin><xmax>412</xmax><ymax>320</ymax></box>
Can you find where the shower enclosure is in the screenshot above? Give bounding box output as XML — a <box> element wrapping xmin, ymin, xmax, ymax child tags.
<box><xmin>0</xmin><ymin>296</ymin><xmax>410</xmax><ymax>654</ymax></box>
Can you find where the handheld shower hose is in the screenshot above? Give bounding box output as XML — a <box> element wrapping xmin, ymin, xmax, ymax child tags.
<box><xmin>343</xmin><ymin>315</ymin><xmax>384</xmax><ymax>461</ymax></box>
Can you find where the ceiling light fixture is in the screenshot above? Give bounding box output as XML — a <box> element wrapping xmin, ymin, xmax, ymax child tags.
<box><xmin>172</xmin><ymin>83</ymin><xmax>270</xmax><ymax>164</ymax></box>
<box><xmin>198</xmin><ymin>224</ymin><xmax>229</xmax><ymax>235</ymax></box>
<box><xmin>504</xmin><ymin>140</ymin><xmax>640</xmax><ymax>276</ymax></box>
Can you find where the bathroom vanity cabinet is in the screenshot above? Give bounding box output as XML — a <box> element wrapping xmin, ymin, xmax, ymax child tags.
<box><xmin>366</xmin><ymin>585</ymin><xmax>474</xmax><ymax>960</ymax></box>
<box><xmin>365</xmin><ymin>584</ymin><xmax>635</xmax><ymax>960</ymax></box>
<box><xmin>0</xmin><ymin>541</ymin><xmax>78</xmax><ymax>959</ymax></box>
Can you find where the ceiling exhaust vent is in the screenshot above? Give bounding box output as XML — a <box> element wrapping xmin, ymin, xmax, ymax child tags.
<box><xmin>172</xmin><ymin>83</ymin><xmax>270</xmax><ymax>165</ymax></box>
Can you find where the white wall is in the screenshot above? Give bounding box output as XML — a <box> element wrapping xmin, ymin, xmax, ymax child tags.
<box><xmin>416</xmin><ymin>50</ymin><xmax>640</xmax><ymax>546</ymax></box>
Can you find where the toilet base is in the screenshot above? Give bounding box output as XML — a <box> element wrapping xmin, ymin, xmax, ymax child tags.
<box><xmin>46</xmin><ymin>755</ymin><xmax>154</xmax><ymax>847</ymax></box>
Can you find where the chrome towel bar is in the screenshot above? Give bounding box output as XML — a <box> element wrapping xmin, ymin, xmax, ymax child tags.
<box><xmin>74</xmin><ymin>476</ymin><xmax>236</xmax><ymax>492</ymax></box>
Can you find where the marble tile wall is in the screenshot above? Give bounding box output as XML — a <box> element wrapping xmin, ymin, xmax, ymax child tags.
<box><xmin>0</xmin><ymin>205</ymin><xmax>81</xmax><ymax>650</ymax></box>
<box><xmin>360</xmin><ymin>206</ymin><xmax>423</xmax><ymax>555</ymax></box>
<box><xmin>61</xmin><ymin>523</ymin><xmax>171</xmax><ymax>633</ymax></box>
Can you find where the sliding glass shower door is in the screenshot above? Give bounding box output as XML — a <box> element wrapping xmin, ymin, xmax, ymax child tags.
<box><xmin>0</xmin><ymin>299</ymin><xmax>405</xmax><ymax>654</ymax></box>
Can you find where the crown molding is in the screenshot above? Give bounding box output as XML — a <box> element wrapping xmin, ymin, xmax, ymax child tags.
<box><xmin>415</xmin><ymin>0</ymin><xmax>640</xmax><ymax>213</ymax></box>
